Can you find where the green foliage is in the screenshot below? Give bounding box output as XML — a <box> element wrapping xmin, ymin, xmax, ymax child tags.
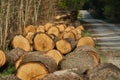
<box><xmin>0</xmin><ymin>65</ymin><xmax>15</xmax><ymax>76</ymax></box>
<box><xmin>58</xmin><ymin>0</ymin><xmax>89</xmax><ymax>10</ymax></box>
<box><xmin>82</xmin><ymin>30</ymin><xmax>92</xmax><ymax>37</ymax></box>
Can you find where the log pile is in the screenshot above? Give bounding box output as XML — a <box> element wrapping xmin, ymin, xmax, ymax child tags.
<box><xmin>0</xmin><ymin>22</ymin><xmax>120</xmax><ymax>80</ymax></box>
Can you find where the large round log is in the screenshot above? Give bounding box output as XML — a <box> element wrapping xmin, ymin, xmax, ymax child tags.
<box><xmin>60</xmin><ymin>46</ymin><xmax>100</xmax><ymax>74</ymax></box>
<box><xmin>41</xmin><ymin>69</ymin><xmax>84</xmax><ymax>80</ymax></box>
<box><xmin>0</xmin><ymin>50</ymin><xmax>6</xmax><ymax>67</ymax></box>
<box><xmin>45</xmin><ymin>49</ymin><xmax>63</xmax><ymax>64</ymax></box>
<box><xmin>12</xmin><ymin>35</ymin><xmax>31</xmax><ymax>51</ymax></box>
<box><xmin>16</xmin><ymin>53</ymin><xmax>57</xmax><ymax>80</ymax></box>
<box><xmin>47</xmin><ymin>27</ymin><xmax>60</xmax><ymax>37</ymax></box>
<box><xmin>6</xmin><ymin>48</ymin><xmax>27</xmax><ymax>65</ymax></box>
<box><xmin>87</xmin><ymin>63</ymin><xmax>120</xmax><ymax>80</ymax></box>
<box><xmin>33</xmin><ymin>33</ymin><xmax>55</xmax><ymax>52</ymax></box>
<box><xmin>56</xmin><ymin>38</ymin><xmax>76</xmax><ymax>54</ymax></box>
<box><xmin>77</xmin><ymin>36</ymin><xmax>95</xmax><ymax>47</ymax></box>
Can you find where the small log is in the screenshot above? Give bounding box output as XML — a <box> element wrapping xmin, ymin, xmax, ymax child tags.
<box><xmin>0</xmin><ymin>50</ymin><xmax>6</xmax><ymax>67</ymax></box>
<box><xmin>6</xmin><ymin>48</ymin><xmax>27</xmax><ymax>65</ymax></box>
<box><xmin>15</xmin><ymin>51</ymin><xmax>45</xmax><ymax>69</ymax></box>
<box><xmin>25</xmin><ymin>25</ymin><xmax>36</xmax><ymax>34</ymax></box>
<box><xmin>71</xmin><ymin>29</ymin><xmax>82</xmax><ymax>40</ymax></box>
<box><xmin>56</xmin><ymin>24</ymin><xmax>66</xmax><ymax>32</ymax></box>
<box><xmin>62</xmin><ymin>31</ymin><xmax>76</xmax><ymax>40</ymax></box>
<box><xmin>45</xmin><ymin>49</ymin><xmax>63</xmax><ymax>64</ymax></box>
<box><xmin>25</xmin><ymin>32</ymin><xmax>34</xmax><ymax>45</ymax></box>
<box><xmin>41</xmin><ymin>69</ymin><xmax>83</xmax><ymax>80</ymax></box>
<box><xmin>76</xmin><ymin>25</ymin><xmax>84</xmax><ymax>31</ymax></box>
<box><xmin>56</xmin><ymin>38</ymin><xmax>76</xmax><ymax>54</ymax></box>
<box><xmin>44</xmin><ymin>23</ymin><xmax>53</xmax><ymax>31</ymax></box>
<box><xmin>77</xmin><ymin>37</ymin><xmax>95</xmax><ymax>47</ymax></box>
<box><xmin>47</xmin><ymin>27</ymin><xmax>60</xmax><ymax>37</ymax></box>
<box><xmin>16</xmin><ymin>53</ymin><xmax>57</xmax><ymax>80</ymax></box>
<box><xmin>87</xmin><ymin>63</ymin><xmax>120</xmax><ymax>80</ymax></box>
<box><xmin>36</xmin><ymin>25</ymin><xmax>45</xmax><ymax>33</ymax></box>
<box><xmin>12</xmin><ymin>35</ymin><xmax>31</xmax><ymax>51</ymax></box>
<box><xmin>33</xmin><ymin>33</ymin><xmax>55</xmax><ymax>52</ymax></box>
<box><xmin>60</xmin><ymin>46</ymin><xmax>100</xmax><ymax>74</ymax></box>
<box><xmin>64</xmin><ymin>26</ymin><xmax>75</xmax><ymax>32</ymax></box>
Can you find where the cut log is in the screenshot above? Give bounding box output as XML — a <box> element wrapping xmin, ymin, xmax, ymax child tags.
<box><xmin>16</xmin><ymin>54</ymin><xmax>57</xmax><ymax>80</ymax></box>
<box><xmin>45</xmin><ymin>49</ymin><xmax>63</xmax><ymax>64</ymax></box>
<box><xmin>60</xmin><ymin>46</ymin><xmax>100</xmax><ymax>74</ymax></box>
<box><xmin>41</xmin><ymin>69</ymin><xmax>83</xmax><ymax>80</ymax></box>
<box><xmin>56</xmin><ymin>38</ymin><xmax>76</xmax><ymax>54</ymax></box>
<box><xmin>47</xmin><ymin>27</ymin><xmax>60</xmax><ymax>37</ymax></box>
<box><xmin>33</xmin><ymin>33</ymin><xmax>55</xmax><ymax>52</ymax></box>
<box><xmin>36</xmin><ymin>25</ymin><xmax>45</xmax><ymax>33</ymax></box>
<box><xmin>6</xmin><ymin>48</ymin><xmax>27</xmax><ymax>65</ymax></box>
<box><xmin>76</xmin><ymin>25</ymin><xmax>84</xmax><ymax>31</ymax></box>
<box><xmin>64</xmin><ymin>26</ymin><xmax>75</xmax><ymax>32</ymax></box>
<box><xmin>15</xmin><ymin>51</ymin><xmax>45</xmax><ymax>69</ymax></box>
<box><xmin>56</xmin><ymin>24</ymin><xmax>66</xmax><ymax>32</ymax></box>
<box><xmin>0</xmin><ymin>50</ymin><xmax>6</xmax><ymax>67</ymax></box>
<box><xmin>87</xmin><ymin>63</ymin><xmax>120</xmax><ymax>80</ymax></box>
<box><xmin>62</xmin><ymin>31</ymin><xmax>76</xmax><ymax>40</ymax></box>
<box><xmin>71</xmin><ymin>29</ymin><xmax>82</xmax><ymax>40</ymax></box>
<box><xmin>25</xmin><ymin>32</ymin><xmax>34</xmax><ymax>45</ymax></box>
<box><xmin>12</xmin><ymin>35</ymin><xmax>31</xmax><ymax>51</ymax></box>
<box><xmin>44</xmin><ymin>23</ymin><xmax>53</xmax><ymax>31</ymax></box>
<box><xmin>25</xmin><ymin>25</ymin><xmax>36</xmax><ymax>34</ymax></box>
<box><xmin>77</xmin><ymin>37</ymin><xmax>95</xmax><ymax>47</ymax></box>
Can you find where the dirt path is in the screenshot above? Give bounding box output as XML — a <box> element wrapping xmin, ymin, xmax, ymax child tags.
<box><xmin>80</xmin><ymin>10</ymin><xmax>120</xmax><ymax>51</ymax></box>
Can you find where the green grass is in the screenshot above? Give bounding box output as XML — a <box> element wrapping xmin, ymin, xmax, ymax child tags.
<box><xmin>0</xmin><ymin>65</ymin><xmax>15</xmax><ymax>76</ymax></box>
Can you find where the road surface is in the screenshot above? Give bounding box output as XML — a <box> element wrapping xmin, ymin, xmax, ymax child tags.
<box><xmin>80</xmin><ymin>10</ymin><xmax>120</xmax><ymax>51</ymax></box>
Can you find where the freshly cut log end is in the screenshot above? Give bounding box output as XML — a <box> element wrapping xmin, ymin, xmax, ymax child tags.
<box><xmin>16</xmin><ymin>54</ymin><xmax>57</xmax><ymax>80</ymax></box>
<box><xmin>62</xmin><ymin>31</ymin><xmax>76</xmax><ymax>40</ymax></box>
<box><xmin>77</xmin><ymin>37</ymin><xmax>95</xmax><ymax>47</ymax></box>
<box><xmin>0</xmin><ymin>50</ymin><xmax>6</xmax><ymax>67</ymax></box>
<box><xmin>56</xmin><ymin>38</ymin><xmax>76</xmax><ymax>54</ymax></box>
<box><xmin>61</xmin><ymin>46</ymin><xmax>99</xmax><ymax>74</ymax></box>
<box><xmin>64</xmin><ymin>26</ymin><xmax>75</xmax><ymax>32</ymax></box>
<box><xmin>76</xmin><ymin>25</ymin><xmax>84</xmax><ymax>31</ymax></box>
<box><xmin>87</xmin><ymin>63</ymin><xmax>120</xmax><ymax>80</ymax></box>
<box><xmin>16</xmin><ymin>62</ymin><xmax>48</xmax><ymax>80</ymax></box>
<box><xmin>25</xmin><ymin>32</ymin><xmax>34</xmax><ymax>45</ymax></box>
<box><xmin>56</xmin><ymin>24</ymin><xmax>66</xmax><ymax>32</ymax></box>
<box><xmin>71</xmin><ymin>29</ymin><xmax>82</xmax><ymax>40</ymax></box>
<box><xmin>36</xmin><ymin>25</ymin><xmax>45</xmax><ymax>33</ymax></box>
<box><xmin>45</xmin><ymin>49</ymin><xmax>63</xmax><ymax>64</ymax></box>
<box><xmin>12</xmin><ymin>35</ymin><xmax>31</xmax><ymax>51</ymax></box>
<box><xmin>6</xmin><ymin>48</ymin><xmax>27</xmax><ymax>65</ymax></box>
<box><xmin>47</xmin><ymin>27</ymin><xmax>60</xmax><ymax>37</ymax></box>
<box><xmin>33</xmin><ymin>33</ymin><xmax>55</xmax><ymax>52</ymax></box>
<box><xmin>25</xmin><ymin>25</ymin><xmax>36</xmax><ymax>34</ymax></box>
<box><xmin>41</xmin><ymin>70</ymin><xmax>83</xmax><ymax>80</ymax></box>
<box><xmin>44</xmin><ymin>23</ymin><xmax>53</xmax><ymax>31</ymax></box>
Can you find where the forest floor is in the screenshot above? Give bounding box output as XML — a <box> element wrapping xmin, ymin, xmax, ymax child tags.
<box><xmin>80</xmin><ymin>10</ymin><xmax>120</xmax><ymax>68</ymax></box>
